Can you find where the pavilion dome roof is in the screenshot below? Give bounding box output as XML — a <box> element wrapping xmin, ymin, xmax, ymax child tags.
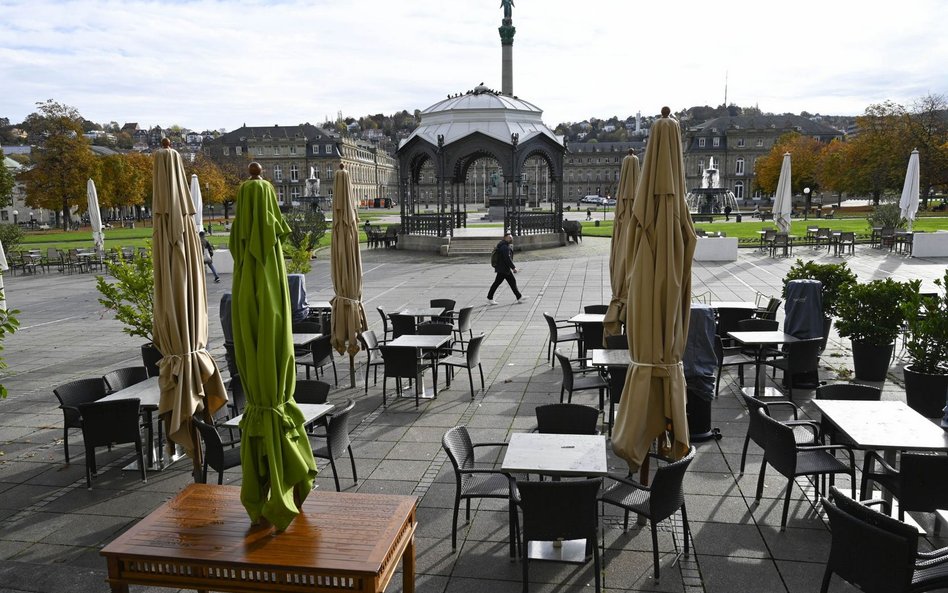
<box><xmin>401</xmin><ymin>83</ymin><xmax>563</xmax><ymax>150</ymax></box>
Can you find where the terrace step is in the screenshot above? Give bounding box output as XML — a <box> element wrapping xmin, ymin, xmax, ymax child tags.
<box><xmin>446</xmin><ymin>238</ymin><xmax>500</xmax><ymax>255</ymax></box>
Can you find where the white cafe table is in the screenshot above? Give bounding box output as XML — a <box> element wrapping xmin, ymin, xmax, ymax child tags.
<box><xmin>502</xmin><ymin>432</ymin><xmax>608</xmax><ymax>563</ymax></box>
<box><xmin>223</xmin><ymin>402</ymin><xmax>334</xmax><ymax>429</ymax></box>
<box><xmin>387</xmin><ymin>334</ymin><xmax>452</xmax><ymax>399</ymax></box>
<box><xmin>568</xmin><ymin>313</ymin><xmax>606</xmax><ymax>324</ymax></box>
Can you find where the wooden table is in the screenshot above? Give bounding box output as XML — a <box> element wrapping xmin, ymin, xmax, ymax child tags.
<box><xmin>223</xmin><ymin>402</ymin><xmax>334</xmax><ymax>428</ymax></box>
<box><xmin>728</xmin><ymin>330</ymin><xmax>800</xmax><ymax>397</ymax></box>
<box><xmin>502</xmin><ymin>432</ymin><xmax>607</xmax><ymax>563</ymax></box>
<box><xmin>100</xmin><ymin>483</ymin><xmax>417</xmax><ymax>593</ymax></box>
<box><xmin>387</xmin><ymin>334</ymin><xmax>452</xmax><ymax>399</ymax></box>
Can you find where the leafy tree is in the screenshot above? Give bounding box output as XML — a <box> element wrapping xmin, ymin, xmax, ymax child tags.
<box><xmin>905</xmin><ymin>94</ymin><xmax>948</xmax><ymax>206</ymax></box>
<box><xmin>754</xmin><ymin>132</ymin><xmax>823</xmax><ymax>195</ymax></box>
<box><xmin>95</xmin><ymin>245</ymin><xmax>154</xmax><ymax>343</ymax></box>
<box><xmin>215</xmin><ymin>153</ymin><xmax>251</xmax><ymax>219</ymax></box>
<box><xmin>0</xmin><ymin>223</ymin><xmax>24</xmax><ymax>252</ymax></box>
<box><xmin>0</xmin><ymin>148</ymin><xmax>15</xmax><ymax>208</ymax></box>
<box><xmin>94</xmin><ymin>152</ymin><xmax>152</xmax><ymax>217</ymax></box>
<box><xmin>187</xmin><ymin>154</ymin><xmax>227</xmax><ymax>211</ymax></box>
<box><xmin>866</xmin><ymin>199</ymin><xmax>905</xmax><ymax>230</ymax></box>
<box><xmin>847</xmin><ymin>101</ymin><xmax>910</xmax><ymax>204</ymax></box>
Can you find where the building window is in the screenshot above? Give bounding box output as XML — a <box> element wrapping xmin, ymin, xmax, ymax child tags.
<box><xmin>734</xmin><ymin>181</ymin><xmax>744</xmax><ymax>199</ymax></box>
<box><xmin>235</xmin><ymin>146</ymin><xmax>242</xmax><ymax>155</ymax></box>
<box><xmin>290</xmin><ymin>187</ymin><xmax>300</xmax><ymax>199</ymax></box>
<box><xmin>712</xmin><ymin>137</ymin><xmax>720</xmax><ymax>147</ymax></box>
<box><xmin>290</xmin><ymin>164</ymin><xmax>299</xmax><ymax>181</ymax></box>
<box><xmin>735</xmin><ymin>157</ymin><xmax>745</xmax><ymax>176</ymax></box>
<box><xmin>290</xmin><ymin>145</ymin><xmax>297</xmax><ymax>154</ymax></box>
<box><xmin>313</xmin><ymin>145</ymin><xmax>319</xmax><ymax>155</ymax></box>
<box><xmin>277</xmin><ymin>186</ymin><xmax>285</xmax><ymax>201</ymax></box>
<box><xmin>737</xmin><ymin>138</ymin><xmax>745</xmax><ymax>148</ymax></box>
<box><xmin>273</xmin><ymin>165</ymin><xmax>283</xmax><ymax>181</ymax></box>
<box><xmin>325</xmin><ymin>144</ymin><xmax>333</xmax><ymax>154</ymax></box>
<box><xmin>756</xmin><ymin>138</ymin><xmax>764</xmax><ymax>147</ymax></box>
<box><xmin>223</xmin><ymin>146</ymin><xmax>230</xmax><ymax>156</ymax></box>
<box><xmin>326</xmin><ymin>167</ymin><xmax>333</xmax><ymax>180</ymax></box>
<box><xmin>698</xmin><ymin>138</ymin><xmax>706</xmax><ymax>148</ymax></box>
<box><xmin>0</xmin><ymin>211</ymin><xmax>7</xmax><ymax>221</ymax></box>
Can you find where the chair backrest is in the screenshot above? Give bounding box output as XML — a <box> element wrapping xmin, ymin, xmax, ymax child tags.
<box><xmin>896</xmin><ymin>453</ymin><xmax>948</xmax><ymax>514</ymax></box>
<box><xmin>580</xmin><ymin>321</ymin><xmax>605</xmax><ymax>351</ymax></box>
<box><xmin>229</xmin><ymin>374</ymin><xmax>246</xmax><ymax>415</ymax></box>
<box><xmin>141</xmin><ymin>344</ymin><xmax>163</xmax><ymax>377</ymax></box>
<box><xmin>54</xmin><ymin>378</ymin><xmax>109</xmax><ymax>423</ymax></box>
<box><xmin>737</xmin><ymin>318</ymin><xmax>778</xmax><ymax>332</ymax></box>
<box><xmin>785</xmin><ymin>337</ymin><xmax>822</xmax><ymax>373</ymax></box>
<box><xmin>760</xmin><ymin>298</ymin><xmax>782</xmax><ymax>321</ymax></box>
<box><xmin>840</xmin><ymin>231</ymin><xmax>855</xmax><ymax>243</ymax></box>
<box><xmin>456</xmin><ymin>306</ymin><xmax>474</xmax><ymax>333</ymax></box>
<box><xmin>816</xmin><ymin>228</ymin><xmax>831</xmax><ymax>239</ymax></box>
<box><xmin>465</xmin><ymin>334</ymin><xmax>485</xmax><ymax>366</ymax></box>
<box><xmin>324</xmin><ymin>398</ymin><xmax>356</xmax><ymax>457</ymax></box>
<box><xmin>773</xmin><ymin>233</ymin><xmax>789</xmax><ymax>246</ymax></box>
<box><xmin>584</xmin><ymin>305</ymin><xmax>609</xmax><ymax>314</ymax></box>
<box><xmin>78</xmin><ymin>398</ymin><xmax>142</xmax><ymax>448</ymax></box>
<box><xmin>608</xmin><ymin>365</ymin><xmax>627</xmax><ymax>404</ymax></box>
<box><xmin>295</xmin><ymin>380</ymin><xmax>330</xmax><ymax>404</ymax></box>
<box><xmin>518</xmin><ymin>478</ymin><xmax>602</xmax><ymax>543</ymax></box>
<box><xmin>417</xmin><ymin>322</ymin><xmax>453</xmax><ymax>336</ymax></box>
<box><xmin>223</xmin><ymin>341</ymin><xmax>238</xmax><ymax>377</ymax></box>
<box><xmin>604</xmin><ymin>334</ymin><xmax>628</xmax><ymax>350</ymax></box>
<box><xmin>379</xmin><ymin>345</ymin><xmax>419</xmax><ymax>380</ymax></box>
<box><xmin>377</xmin><ymin>306</ymin><xmax>391</xmax><ymax>334</ymax></box>
<box><xmin>756</xmin><ymin>408</ymin><xmax>798</xmax><ymax>477</ymax></box>
<box><xmin>815</xmin><ymin>383</ymin><xmax>882</xmax><ymax>401</ymax></box>
<box><xmin>535</xmin><ymin>403</ymin><xmax>600</xmax><ymax>435</ymax></box>
<box><xmin>310</xmin><ymin>335</ymin><xmax>333</xmax><ymax>366</ymax></box>
<box><xmin>822</xmin><ymin>486</ymin><xmax>918</xmax><ymax>593</ymax></box>
<box><xmin>442</xmin><ymin>425</ymin><xmax>476</xmax><ymax>474</ymax></box>
<box><xmin>292</xmin><ymin>321</ymin><xmax>321</xmax><ymax>334</ymax></box>
<box><xmin>430</xmin><ymin>298</ymin><xmax>456</xmax><ymax>311</ymax></box>
<box><xmin>716</xmin><ymin>308</ymin><xmax>755</xmax><ymax>337</ymax></box>
<box><xmin>740</xmin><ymin>391</ymin><xmax>772</xmax><ymax>449</ymax></box>
<box><xmin>192</xmin><ymin>416</ymin><xmax>227</xmax><ymax>472</ymax></box>
<box><xmin>554</xmin><ymin>351</ymin><xmax>575</xmax><ymax>391</ymax></box>
<box><xmin>646</xmin><ymin>446</ymin><xmax>696</xmax><ymax>522</ymax></box>
<box><xmin>763</xmin><ymin>229</ymin><xmax>777</xmax><ymax>241</ymax></box>
<box><xmin>359</xmin><ymin>330</ymin><xmax>380</xmax><ymax>353</ymax></box>
<box><xmin>390</xmin><ymin>314</ymin><xmax>416</xmax><ymax>338</ymax></box>
<box><xmin>102</xmin><ymin>366</ymin><xmax>149</xmax><ymax>394</ymax></box>
<box><xmin>543</xmin><ymin>313</ymin><xmax>561</xmax><ymax>341</ymax></box>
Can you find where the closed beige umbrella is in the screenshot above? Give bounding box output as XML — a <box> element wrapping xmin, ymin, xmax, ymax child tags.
<box><xmin>330</xmin><ymin>164</ymin><xmax>367</xmax><ymax>387</ymax></box>
<box><xmin>612</xmin><ymin>108</ymin><xmax>697</xmax><ymax>471</ymax></box>
<box><xmin>603</xmin><ymin>150</ymin><xmax>640</xmax><ymax>340</ymax></box>
<box><xmin>152</xmin><ymin>141</ymin><xmax>227</xmax><ymax>478</ymax></box>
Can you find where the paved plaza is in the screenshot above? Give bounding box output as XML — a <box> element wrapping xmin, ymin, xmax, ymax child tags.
<box><xmin>1</xmin><ymin>237</ymin><xmax>947</xmax><ymax>593</ymax></box>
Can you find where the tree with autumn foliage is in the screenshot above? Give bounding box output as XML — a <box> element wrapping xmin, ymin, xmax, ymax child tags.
<box><xmin>18</xmin><ymin>100</ymin><xmax>97</xmax><ymax>230</ymax></box>
<box><xmin>214</xmin><ymin>153</ymin><xmax>251</xmax><ymax>219</ymax></box>
<box><xmin>94</xmin><ymin>152</ymin><xmax>152</xmax><ymax>218</ymax></box>
<box><xmin>904</xmin><ymin>94</ymin><xmax>948</xmax><ymax>206</ymax></box>
<box><xmin>187</xmin><ymin>154</ymin><xmax>227</xmax><ymax>214</ymax></box>
<box><xmin>754</xmin><ymin>133</ymin><xmax>823</xmax><ymax>196</ymax></box>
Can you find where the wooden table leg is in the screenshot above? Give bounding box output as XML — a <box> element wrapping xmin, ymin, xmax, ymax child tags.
<box><xmin>402</xmin><ymin>534</ymin><xmax>416</xmax><ymax>593</ymax></box>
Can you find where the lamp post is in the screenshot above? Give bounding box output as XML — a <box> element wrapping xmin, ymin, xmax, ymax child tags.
<box><xmin>29</xmin><ymin>211</ymin><xmax>34</xmax><ymax>228</ymax></box>
<box><xmin>803</xmin><ymin>187</ymin><xmax>811</xmax><ymax>221</ymax></box>
<box><xmin>12</xmin><ymin>209</ymin><xmax>18</xmax><ymax>226</ymax></box>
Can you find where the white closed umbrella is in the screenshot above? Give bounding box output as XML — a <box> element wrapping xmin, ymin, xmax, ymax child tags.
<box><xmin>0</xmin><ymin>239</ymin><xmax>8</xmax><ymax>311</ymax></box>
<box><xmin>86</xmin><ymin>179</ymin><xmax>104</xmax><ymax>255</ymax></box>
<box><xmin>899</xmin><ymin>149</ymin><xmax>920</xmax><ymax>232</ymax></box>
<box><xmin>773</xmin><ymin>153</ymin><xmax>792</xmax><ymax>234</ymax></box>
<box><xmin>190</xmin><ymin>174</ymin><xmax>204</xmax><ymax>232</ymax></box>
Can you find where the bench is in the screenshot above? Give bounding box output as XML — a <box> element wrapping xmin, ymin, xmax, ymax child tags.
<box><xmin>692</xmin><ymin>214</ymin><xmax>714</xmax><ymax>223</ymax></box>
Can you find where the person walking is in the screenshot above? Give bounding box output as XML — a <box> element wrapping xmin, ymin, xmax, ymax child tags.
<box><xmin>487</xmin><ymin>233</ymin><xmax>526</xmax><ymax>305</ymax></box>
<box><xmin>200</xmin><ymin>231</ymin><xmax>221</xmax><ymax>284</ymax></box>
<box><xmin>724</xmin><ymin>204</ymin><xmax>732</xmax><ymax>221</ymax></box>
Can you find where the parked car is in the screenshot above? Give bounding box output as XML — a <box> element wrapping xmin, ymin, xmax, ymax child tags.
<box><xmin>581</xmin><ymin>195</ymin><xmax>602</xmax><ymax>204</ymax></box>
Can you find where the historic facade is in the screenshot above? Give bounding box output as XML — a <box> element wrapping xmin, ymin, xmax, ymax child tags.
<box><xmin>204</xmin><ymin>124</ymin><xmax>398</xmax><ymax>206</ymax></box>
<box><xmin>562</xmin><ymin>140</ymin><xmax>647</xmax><ymax>205</ymax></box>
<box><xmin>682</xmin><ymin>114</ymin><xmax>844</xmax><ymax>201</ymax></box>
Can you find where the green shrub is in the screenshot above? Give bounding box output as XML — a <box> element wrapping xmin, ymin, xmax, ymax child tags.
<box><xmin>900</xmin><ymin>271</ymin><xmax>948</xmax><ymax>374</ymax></box>
<box><xmin>284</xmin><ymin>232</ymin><xmax>313</xmax><ymax>275</ymax></box>
<box><xmin>0</xmin><ymin>224</ymin><xmax>25</xmax><ymax>253</ymax></box>
<box><xmin>866</xmin><ymin>199</ymin><xmax>905</xmax><ymax>230</ymax></box>
<box><xmin>836</xmin><ymin>278</ymin><xmax>918</xmax><ymax>346</ymax></box>
<box><xmin>0</xmin><ymin>292</ymin><xmax>20</xmax><ymax>398</ymax></box>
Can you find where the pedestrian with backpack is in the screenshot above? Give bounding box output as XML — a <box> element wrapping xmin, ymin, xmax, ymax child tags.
<box><xmin>487</xmin><ymin>233</ymin><xmax>526</xmax><ymax>305</ymax></box>
<box><xmin>200</xmin><ymin>231</ymin><xmax>221</xmax><ymax>284</ymax></box>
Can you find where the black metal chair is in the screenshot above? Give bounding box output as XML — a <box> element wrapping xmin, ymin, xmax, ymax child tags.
<box><xmin>357</xmin><ymin>330</ymin><xmax>384</xmax><ymax>394</ymax></box>
<box><xmin>599</xmin><ymin>447</ymin><xmax>696</xmax><ymax>579</ymax></box>
<box><xmin>716</xmin><ymin>307</ymin><xmax>754</xmax><ymax>343</ymax></box>
<box><xmin>192</xmin><ymin>416</ymin><xmax>241</xmax><ymax>485</ymax></box>
<box><xmin>297</xmin><ymin>335</ymin><xmax>337</xmax><ymax>386</ymax></box>
<box><xmin>861</xmin><ymin>452</ymin><xmax>948</xmax><ymax>534</ymax></box>
<box><xmin>754</xmin><ymin>408</ymin><xmax>855</xmax><ymax>530</ymax></box>
<box><xmin>441</xmin><ymin>426</ymin><xmax>520</xmax><ymax>556</ymax></box>
<box><xmin>77</xmin><ymin>398</ymin><xmax>147</xmax><ymax>490</ymax></box>
<box><xmin>770</xmin><ymin>233</ymin><xmax>792</xmax><ymax>258</ymax></box>
<box><xmin>294</xmin><ymin>379</ymin><xmax>330</xmax><ymax>405</ymax></box>
<box><xmin>837</xmin><ymin>231</ymin><xmax>856</xmax><ymax>256</ymax></box>
<box><xmin>543</xmin><ymin>313</ymin><xmax>580</xmax><ymax>367</ymax></box>
<box><xmin>752</xmin><ymin>298</ymin><xmax>782</xmax><ymax>321</ymax></box>
<box><xmin>606</xmin><ymin>365</ymin><xmax>627</xmax><ymax>437</ymax></box>
<box><xmin>141</xmin><ymin>344</ymin><xmax>163</xmax><ymax>377</ymax></box>
<box><xmin>379</xmin><ymin>345</ymin><xmax>422</xmax><ymax>407</ymax></box>
<box><xmin>102</xmin><ymin>366</ymin><xmax>148</xmax><ymax>394</ymax></box>
<box><xmin>714</xmin><ymin>336</ymin><xmax>754</xmax><ymax>398</ymax></box>
<box><xmin>226</xmin><ymin>373</ymin><xmax>247</xmax><ymax>419</ymax></box>
<box><xmin>429</xmin><ymin>298</ymin><xmax>456</xmax><ymax>324</ymax></box>
<box><xmin>583</xmin><ymin>304</ymin><xmax>609</xmax><ymax>314</ymax></box>
<box><xmin>53</xmin><ymin>378</ymin><xmax>109</xmax><ymax>463</ymax></box>
<box><xmin>535</xmin><ymin>402</ymin><xmax>599</xmax><ymax>435</ymax></box>
<box><xmin>604</xmin><ymin>334</ymin><xmax>628</xmax><ymax>350</ymax></box>
<box><xmin>311</xmin><ymin>398</ymin><xmax>358</xmax><ymax>492</ymax></box>
<box><xmin>390</xmin><ymin>313</ymin><xmax>416</xmax><ymax>339</ymax></box>
<box><xmin>820</xmin><ymin>486</ymin><xmax>948</xmax><ymax>593</ymax></box>
<box><xmin>515</xmin><ymin>478</ymin><xmax>602</xmax><ymax>593</ymax></box>
<box><xmin>762</xmin><ymin>337</ymin><xmax>822</xmax><ymax>401</ymax></box>
<box><xmin>554</xmin><ymin>350</ymin><xmax>608</xmax><ymax>410</ymax></box>
<box><xmin>438</xmin><ymin>333</ymin><xmax>486</xmax><ymax>399</ymax></box>
<box><xmin>376</xmin><ymin>306</ymin><xmax>392</xmax><ymax>342</ymax></box>
<box><xmin>738</xmin><ymin>391</ymin><xmax>819</xmax><ymax>474</ymax></box>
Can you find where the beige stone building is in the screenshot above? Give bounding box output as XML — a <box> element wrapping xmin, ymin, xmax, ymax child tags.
<box><xmin>562</xmin><ymin>140</ymin><xmax>646</xmax><ymax>205</ymax></box>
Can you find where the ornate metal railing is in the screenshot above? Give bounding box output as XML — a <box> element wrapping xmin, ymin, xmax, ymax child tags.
<box><xmin>404</xmin><ymin>213</ymin><xmax>453</xmax><ymax>237</ymax></box>
<box><xmin>510</xmin><ymin>212</ymin><xmax>560</xmax><ymax>235</ymax></box>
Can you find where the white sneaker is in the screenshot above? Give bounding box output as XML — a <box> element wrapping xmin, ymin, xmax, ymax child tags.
<box><xmin>488</xmin><ymin>298</ymin><xmax>499</xmax><ymax>305</ymax></box>
<box><xmin>516</xmin><ymin>295</ymin><xmax>529</xmax><ymax>303</ymax></box>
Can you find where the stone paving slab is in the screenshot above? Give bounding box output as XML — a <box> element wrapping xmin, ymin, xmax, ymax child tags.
<box><xmin>0</xmin><ymin>239</ymin><xmax>947</xmax><ymax>592</ymax></box>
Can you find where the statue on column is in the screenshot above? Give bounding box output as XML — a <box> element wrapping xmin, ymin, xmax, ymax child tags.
<box><xmin>500</xmin><ymin>0</ymin><xmax>514</xmax><ymax>19</ymax></box>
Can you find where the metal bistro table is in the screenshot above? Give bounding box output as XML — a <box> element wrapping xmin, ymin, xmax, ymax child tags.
<box><xmin>293</xmin><ymin>332</ymin><xmax>323</xmax><ymax>350</ymax></box>
<box><xmin>502</xmin><ymin>432</ymin><xmax>608</xmax><ymax>563</ymax></box>
<box><xmin>709</xmin><ymin>301</ymin><xmax>757</xmax><ymax>310</ymax></box>
<box><xmin>101</xmin><ymin>483</ymin><xmax>418</xmax><ymax>593</ymax></box>
<box><xmin>224</xmin><ymin>402</ymin><xmax>334</xmax><ymax>430</ymax></box>
<box><xmin>98</xmin><ymin>377</ymin><xmax>181</xmax><ymax>471</ymax></box>
<box><xmin>387</xmin><ymin>334</ymin><xmax>452</xmax><ymax>399</ymax></box>
<box><xmin>398</xmin><ymin>307</ymin><xmax>445</xmax><ymax>322</ymax></box>
<box><xmin>727</xmin><ymin>330</ymin><xmax>800</xmax><ymax>398</ymax></box>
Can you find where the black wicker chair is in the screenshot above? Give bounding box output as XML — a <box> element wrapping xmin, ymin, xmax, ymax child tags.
<box><xmin>78</xmin><ymin>398</ymin><xmax>147</xmax><ymax>490</ymax></box>
<box><xmin>53</xmin><ymin>378</ymin><xmax>109</xmax><ymax>463</ymax></box>
<box><xmin>193</xmin><ymin>417</ymin><xmax>241</xmax><ymax>485</ymax></box>
<box><xmin>311</xmin><ymin>399</ymin><xmax>358</xmax><ymax>492</ymax></box>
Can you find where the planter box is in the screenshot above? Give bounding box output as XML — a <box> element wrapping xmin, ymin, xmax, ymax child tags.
<box><xmin>911</xmin><ymin>231</ymin><xmax>948</xmax><ymax>258</ymax></box>
<box><xmin>693</xmin><ymin>237</ymin><xmax>738</xmax><ymax>262</ymax></box>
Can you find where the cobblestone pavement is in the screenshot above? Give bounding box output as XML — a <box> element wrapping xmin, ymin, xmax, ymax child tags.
<box><xmin>1</xmin><ymin>238</ymin><xmax>946</xmax><ymax>592</ymax></box>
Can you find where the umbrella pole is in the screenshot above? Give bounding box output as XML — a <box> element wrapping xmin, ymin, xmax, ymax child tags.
<box><xmin>349</xmin><ymin>352</ymin><xmax>356</xmax><ymax>388</ymax></box>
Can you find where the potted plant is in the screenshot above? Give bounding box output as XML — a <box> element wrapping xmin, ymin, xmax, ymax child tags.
<box><xmin>782</xmin><ymin>259</ymin><xmax>857</xmax><ymax>349</ymax></box>
<box><xmin>835</xmin><ymin>278</ymin><xmax>918</xmax><ymax>382</ymax></box>
<box><xmin>95</xmin><ymin>246</ymin><xmax>160</xmax><ymax>374</ymax></box>
<box><xmin>900</xmin><ymin>271</ymin><xmax>948</xmax><ymax>419</ymax></box>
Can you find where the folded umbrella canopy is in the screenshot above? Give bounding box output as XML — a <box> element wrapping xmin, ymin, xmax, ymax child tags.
<box><xmin>603</xmin><ymin>150</ymin><xmax>640</xmax><ymax>340</ymax></box>
<box><xmin>330</xmin><ymin>164</ymin><xmax>367</xmax><ymax>386</ymax></box>
<box><xmin>612</xmin><ymin>108</ymin><xmax>697</xmax><ymax>471</ymax></box>
<box><xmin>899</xmin><ymin>149</ymin><xmax>920</xmax><ymax>232</ymax></box>
<box><xmin>152</xmin><ymin>143</ymin><xmax>227</xmax><ymax>477</ymax></box>
<box><xmin>773</xmin><ymin>153</ymin><xmax>792</xmax><ymax>234</ymax></box>
<box><xmin>230</xmin><ymin>163</ymin><xmax>316</xmax><ymax>531</ymax></box>
<box><xmin>87</xmin><ymin>179</ymin><xmax>104</xmax><ymax>256</ymax></box>
<box><xmin>190</xmin><ymin>173</ymin><xmax>204</xmax><ymax>233</ymax></box>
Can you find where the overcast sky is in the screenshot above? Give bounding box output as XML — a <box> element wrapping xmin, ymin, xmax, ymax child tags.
<box><xmin>1</xmin><ymin>0</ymin><xmax>945</xmax><ymax>133</ymax></box>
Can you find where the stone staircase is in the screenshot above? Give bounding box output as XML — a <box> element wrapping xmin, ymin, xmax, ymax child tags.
<box><xmin>446</xmin><ymin>237</ymin><xmax>498</xmax><ymax>256</ymax></box>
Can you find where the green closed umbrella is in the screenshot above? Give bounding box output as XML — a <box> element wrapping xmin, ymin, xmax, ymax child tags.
<box><xmin>603</xmin><ymin>151</ymin><xmax>640</xmax><ymax>340</ymax></box>
<box><xmin>230</xmin><ymin>164</ymin><xmax>316</xmax><ymax>531</ymax></box>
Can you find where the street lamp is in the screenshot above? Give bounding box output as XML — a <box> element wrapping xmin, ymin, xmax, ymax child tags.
<box><xmin>803</xmin><ymin>187</ymin><xmax>811</xmax><ymax>221</ymax></box>
<box><xmin>29</xmin><ymin>211</ymin><xmax>35</xmax><ymax>228</ymax></box>
<box><xmin>12</xmin><ymin>209</ymin><xmax>18</xmax><ymax>225</ymax></box>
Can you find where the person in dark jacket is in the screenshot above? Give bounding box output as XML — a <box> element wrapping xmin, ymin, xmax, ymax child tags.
<box><xmin>200</xmin><ymin>231</ymin><xmax>220</xmax><ymax>284</ymax></box>
<box><xmin>487</xmin><ymin>233</ymin><xmax>526</xmax><ymax>305</ymax></box>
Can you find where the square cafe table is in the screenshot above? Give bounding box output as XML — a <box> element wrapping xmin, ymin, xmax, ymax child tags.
<box><xmin>398</xmin><ymin>307</ymin><xmax>445</xmax><ymax>320</ymax></box>
<box><xmin>292</xmin><ymin>332</ymin><xmax>323</xmax><ymax>350</ymax></box>
<box><xmin>98</xmin><ymin>377</ymin><xmax>178</xmax><ymax>471</ymax></box>
<box><xmin>502</xmin><ymin>432</ymin><xmax>608</xmax><ymax>563</ymax></box>
<box><xmin>387</xmin><ymin>334</ymin><xmax>452</xmax><ymax>399</ymax></box>
<box><xmin>727</xmin><ymin>330</ymin><xmax>800</xmax><ymax>397</ymax></box>
<box><xmin>568</xmin><ymin>313</ymin><xmax>606</xmax><ymax>324</ymax></box>
<box><xmin>223</xmin><ymin>402</ymin><xmax>334</xmax><ymax>429</ymax></box>
<box><xmin>101</xmin><ymin>483</ymin><xmax>417</xmax><ymax>593</ymax></box>
<box><xmin>590</xmin><ymin>348</ymin><xmax>631</xmax><ymax>368</ymax></box>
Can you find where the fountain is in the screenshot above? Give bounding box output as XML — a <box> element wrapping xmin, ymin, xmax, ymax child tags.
<box><xmin>686</xmin><ymin>156</ymin><xmax>742</xmax><ymax>217</ymax></box>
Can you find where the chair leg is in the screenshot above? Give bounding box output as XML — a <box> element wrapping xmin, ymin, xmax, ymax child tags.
<box><xmin>364</xmin><ymin>360</ymin><xmax>370</xmax><ymax>395</ymax></box>
<box><xmin>451</xmin><ymin>492</ymin><xmax>461</xmax><ymax>550</ymax></box>
<box><xmin>478</xmin><ymin>363</ymin><xmax>484</xmax><ymax>390</ymax></box>
<box><xmin>330</xmin><ymin>357</ymin><xmax>338</xmax><ymax>386</ymax></box>
<box><xmin>781</xmin><ymin>478</ymin><xmax>793</xmax><ymax>530</ymax></box>
<box><xmin>84</xmin><ymin>446</ymin><xmax>94</xmax><ymax>490</ymax></box>
<box><xmin>348</xmin><ymin>446</ymin><xmax>358</xmax><ymax>484</ymax></box>
<box><xmin>820</xmin><ymin>567</ymin><xmax>834</xmax><ymax>593</ymax></box>
<box><xmin>593</xmin><ymin>541</ymin><xmax>601</xmax><ymax>593</ymax></box>
<box><xmin>756</xmin><ymin>459</ymin><xmax>767</xmax><ymax>501</ymax></box>
<box><xmin>740</xmin><ymin>433</ymin><xmax>751</xmax><ymax>473</ymax></box>
<box><xmin>329</xmin><ymin>456</ymin><xmax>341</xmax><ymax>492</ymax></box>
<box><xmin>136</xmin><ymin>441</ymin><xmax>146</xmax><ymax>484</ymax></box>
<box><xmin>681</xmin><ymin>504</ymin><xmax>690</xmax><ymax>556</ymax></box>
<box><xmin>650</xmin><ymin>520</ymin><xmax>660</xmax><ymax>579</ymax></box>
<box><xmin>467</xmin><ymin>367</ymin><xmax>474</xmax><ymax>399</ymax></box>
<box><xmin>522</xmin><ymin>537</ymin><xmax>530</xmax><ymax>593</ymax></box>
<box><xmin>63</xmin><ymin>426</ymin><xmax>70</xmax><ymax>463</ymax></box>
<box><xmin>382</xmin><ymin>376</ymin><xmax>388</xmax><ymax>406</ymax></box>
